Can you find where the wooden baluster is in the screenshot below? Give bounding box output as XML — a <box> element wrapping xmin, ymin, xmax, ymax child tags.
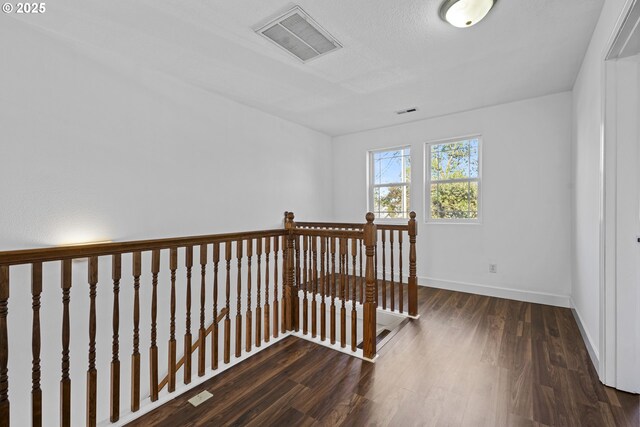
<box><xmin>167</xmin><ymin>248</ymin><xmax>177</xmax><ymax>393</ymax></box>
<box><xmin>184</xmin><ymin>246</ymin><xmax>193</xmax><ymax>384</ymax></box>
<box><xmin>212</xmin><ymin>243</ymin><xmax>220</xmax><ymax>369</ymax></box>
<box><xmin>297</xmin><ymin>235</ymin><xmax>302</xmax><ymax>295</ymax></box>
<box><xmin>273</xmin><ymin>236</ymin><xmax>279</xmax><ymax>338</ymax></box>
<box><xmin>359</xmin><ymin>239</ymin><xmax>364</xmax><ymax>304</ymax></box>
<box><xmin>264</xmin><ymin>238</ymin><xmax>271</xmax><ymax>342</ymax></box>
<box><xmin>326</xmin><ymin>237</ymin><xmax>330</xmax><ymax>300</ymax></box>
<box><xmin>150</xmin><ymin>250</ymin><xmax>160</xmax><ymax>402</ymax></box>
<box><xmin>235</xmin><ymin>240</ymin><xmax>243</xmax><ymax>358</ymax></box>
<box><xmin>198</xmin><ymin>245</ymin><xmax>207</xmax><ymax>376</ymax></box>
<box><xmin>330</xmin><ymin>237</ymin><xmax>336</xmax><ymax>345</ymax></box>
<box><xmin>311</xmin><ymin>237</ymin><xmax>317</xmax><ymax>338</ymax></box>
<box><xmin>87</xmin><ymin>256</ymin><xmax>98</xmax><ymax>427</ymax></box>
<box><xmin>224</xmin><ymin>242</ymin><xmax>232</xmax><ymax>364</ymax></box>
<box><xmin>60</xmin><ymin>260</ymin><xmax>71</xmax><ymax>427</ymax></box>
<box><xmin>374</xmin><ymin>243</ymin><xmax>378</xmax><ymax>306</ymax></box>
<box><xmin>338</xmin><ymin>238</ymin><xmax>343</xmax><ymax>300</ymax></box>
<box><xmin>351</xmin><ymin>239</ymin><xmax>358</xmax><ymax>351</ymax></box>
<box><xmin>110</xmin><ymin>255</ymin><xmax>121</xmax><ymax>422</ymax></box>
<box><xmin>0</xmin><ymin>266</ymin><xmax>7</xmax><ymax>426</ymax></box>
<box><xmin>340</xmin><ymin>239</ymin><xmax>347</xmax><ymax>348</ymax></box>
<box><xmin>399</xmin><ymin>232</ymin><xmax>404</xmax><ymax>314</ymax></box>
<box><xmin>293</xmin><ymin>229</ymin><xmax>300</xmax><ymax>333</ymax></box>
<box><xmin>320</xmin><ymin>237</ymin><xmax>326</xmax><ymax>341</ymax></box>
<box><xmin>390</xmin><ymin>230</ymin><xmax>395</xmax><ymax>312</ymax></box>
<box><xmin>255</xmin><ymin>238</ymin><xmax>262</xmax><ymax>348</ymax></box>
<box><xmin>363</xmin><ymin>214</ymin><xmax>378</xmax><ymax>359</ymax></box>
<box><xmin>381</xmin><ymin>229</ymin><xmax>387</xmax><ymax>310</ymax></box>
<box><xmin>131</xmin><ymin>252</ymin><xmax>141</xmax><ymax>412</ymax></box>
<box><xmin>281</xmin><ymin>235</ymin><xmax>287</xmax><ymax>333</ymax></box>
<box><xmin>302</xmin><ymin>235</ymin><xmax>308</xmax><ymax>335</ymax></box>
<box><xmin>408</xmin><ymin>212</ymin><xmax>418</xmax><ymax>317</ymax></box>
<box><xmin>245</xmin><ymin>239</ymin><xmax>253</xmax><ymax>353</ymax></box>
<box><xmin>31</xmin><ymin>263</ymin><xmax>42</xmax><ymax>427</ymax></box>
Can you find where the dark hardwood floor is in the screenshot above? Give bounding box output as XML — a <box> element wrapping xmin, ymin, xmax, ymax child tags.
<box><xmin>127</xmin><ymin>287</ymin><xmax>639</xmax><ymax>427</ymax></box>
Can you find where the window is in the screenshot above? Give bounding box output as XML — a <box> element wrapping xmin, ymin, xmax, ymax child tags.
<box><xmin>369</xmin><ymin>147</ymin><xmax>411</xmax><ymax>219</ymax></box>
<box><xmin>426</xmin><ymin>136</ymin><xmax>481</xmax><ymax>222</ymax></box>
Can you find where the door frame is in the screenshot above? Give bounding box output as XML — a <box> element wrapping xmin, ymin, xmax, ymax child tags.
<box><xmin>599</xmin><ymin>0</ymin><xmax>640</xmax><ymax>391</ymax></box>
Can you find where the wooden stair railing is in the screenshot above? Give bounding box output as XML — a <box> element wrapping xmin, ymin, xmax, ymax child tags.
<box><xmin>158</xmin><ymin>211</ymin><xmax>419</xmax><ymax>394</ymax></box>
<box><xmin>0</xmin><ymin>211</ymin><xmax>420</xmax><ymax>426</ymax></box>
<box><xmin>0</xmin><ymin>228</ymin><xmax>285</xmax><ymax>427</ymax></box>
<box><xmin>296</xmin><ymin>211</ymin><xmax>418</xmax><ymax>317</ymax></box>
<box><xmin>288</xmin><ymin>215</ymin><xmax>377</xmax><ymax>355</ymax></box>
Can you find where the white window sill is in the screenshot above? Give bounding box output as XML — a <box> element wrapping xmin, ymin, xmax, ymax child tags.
<box><xmin>425</xmin><ymin>220</ymin><xmax>482</xmax><ymax>225</ymax></box>
<box><xmin>373</xmin><ymin>218</ymin><xmax>410</xmax><ymax>224</ymax></box>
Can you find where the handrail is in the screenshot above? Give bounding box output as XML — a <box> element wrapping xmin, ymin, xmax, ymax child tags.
<box><xmin>296</xmin><ymin>221</ymin><xmax>364</xmax><ymax>229</ymax></box>
<box><xmin>296</xmin><ymin>221</ymin><xmax>409</xmax><ymax>231</ymax></box>
<box><xmin>292</xmin><ymin>228</ymin><xmax>364</xmax><ymax>238</ymax></box>
<box><xmin>0</xmin><ymin>229</ymin><xmax>286</xmax><ymax>266</ymax></box>
<box><xmin>372</xmin><ymin>223</ymin><xmax>409</xmax><ymax>231</ymax></box>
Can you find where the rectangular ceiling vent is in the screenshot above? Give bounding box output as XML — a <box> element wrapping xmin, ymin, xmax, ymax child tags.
<box><xmin>396</xmin><ymin>108</ymin><xmax>418</xmax><ymax>115</ymax></box>
<box><xmin>255</xmin><ymin>6</ymin><xmax>342</xmax><ymax>63</ymax></box>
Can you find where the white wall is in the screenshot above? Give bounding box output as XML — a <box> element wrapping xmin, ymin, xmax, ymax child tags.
<box><xmin>333</xmin><ymin>92</ymin><xmax>573</xmax><ymax>306</ymax></box>
<box><xmin>571</xmin><ymin>0</ymin><xmax>628</xmax><ymax>372</ymax></box>
<box><xmin>0</xmin><ymin>18</ymin><xmax>332</xmax><ymax>425</ymax></box>
<box><xmin>0</xmin><ymin>21</ymin><xmax>333</xmax><ymax>249</ymax></box>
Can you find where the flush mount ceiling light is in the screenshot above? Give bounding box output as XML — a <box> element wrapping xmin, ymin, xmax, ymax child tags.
<box><xmin>439</xmin><ymin>0</ymin><xmax>496</xmax><ymax>28</ymax></box>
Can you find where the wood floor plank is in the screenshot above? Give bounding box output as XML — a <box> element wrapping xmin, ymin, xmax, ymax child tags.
<box><xmin>542</xmin><ymin>306</ymin><xmax>567</xmax><ymax>369</ymax></box>
<box><xmin>127</xmin><ymin>287</ymin><xmax>639</xmax><ymax>427</ymax></box>
<box><xmin>243</xmin><ymin>384</ymin><xmax>313</xmax><ymax>427</ymax></box>
<box><xmin>532</xmin><ymin>384</ymin><xmax>556</xmax><ymax>426</ymax></box>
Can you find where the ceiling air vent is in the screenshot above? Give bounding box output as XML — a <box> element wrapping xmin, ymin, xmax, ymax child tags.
<box><xmin>396</xmin><ymin>108</ymin><xmax>418</xmax><ymax>115</ymax></box>
<box><xmin>255</xmin><ymin>6</ymin><xmax>342</xmax><ymax>63</ymax></box>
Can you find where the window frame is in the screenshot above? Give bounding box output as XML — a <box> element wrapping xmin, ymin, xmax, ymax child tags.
<box><xmin>424</xmin><ymin>135</ymin><xmax>482</xmax><ymax>224</ymax></box>
<box><xmin>367</xmin><ymin>145</ymin><xmax>412</xmax><ymax>221</ymax></box>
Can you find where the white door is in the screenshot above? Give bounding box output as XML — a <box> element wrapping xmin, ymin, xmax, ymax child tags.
<box><xmin>602</xmin><ymin>0</ymin><xmax>640</xmax><ymax>393</ymax></box>
<box><xmin>613</xmin><ymin>54</ymin><xmax>640</xmax><ymax>393</ymax></box>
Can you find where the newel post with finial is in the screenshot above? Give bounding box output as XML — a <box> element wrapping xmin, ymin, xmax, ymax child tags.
<box><xmin>283</xmin><ymin>212</ymin><xmax>297</xmax><ymax>332</ymax></box>
<box><xmin>363</xmin><ymin>212</ymin><xmax>377</xmax><ymax>360</ymax></box>
<box><xmin>408</xmin><ymin>211</ymin><xmax>418</xmax><ymax>317</ymax></box>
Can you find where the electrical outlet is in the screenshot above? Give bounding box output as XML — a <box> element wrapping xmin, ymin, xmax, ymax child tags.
<box><xmin>188</xmin><ymin>390</ymin><xmax>213</xmax><ymax>407</ymax></box>
<box><xmin>489</xmin><ymin>264</ymin><xmax>498</xmax><ymax>274</ymax></box>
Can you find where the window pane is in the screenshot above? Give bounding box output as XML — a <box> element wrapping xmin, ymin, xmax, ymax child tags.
<box><xmin>373</xmin><ymin>185</ymin><xmax>408</xmax><ymax>218</ymax></box>
<box><xmin>370</xmin><ymin>148</ymin><xmax>411</xmax><ymax>219</ymax></box>
<box><xmin>430</xmin><ymin>139</ymin><xmax>478</xmax><ymax>180</ymax></box>
<box><xmin>404</xmin><ymin>184</ymin><xmax>410</xmax><ymax>215</ymax></box>
<box><xmin>427</xmin><ymin>138</ymin><xmax>479</xmax><ymax>221</ymax></box>
<box><xmin>405</xmin><ymin>153</ymin><xmax>411</xmax><ymax>183</ymax></box>
<box><xmin>430</xmin><ymin>181</ymin><xmax>479</xmax><ymax>219</ymax></box>
<box><xmin>430</xmin><ymin>184</ymin><xmax>439</xmax><ymax>218</ymax></box>
<box><xmin>470</xmin><ymin>139</ymin><xmax>479</xmax><ymax>178</ymax></box>
<box><xmin>374</xmin><ymin>187</ymin><xmax>381</xmax><ymax>212</ymax></box>
<box><xmin>374</xmin><ymin>150</ymin><xmax>400</xmax><ymax>161</ymax></box>
<box><xmin>375</xmin><ymin>154</ymin><xmax>402</xmax><ymax>184</ymax></box>
<box><xmin>468</xmin><ymin>181</ymin><xmax>479</xmax><ymax>217</ymax></box>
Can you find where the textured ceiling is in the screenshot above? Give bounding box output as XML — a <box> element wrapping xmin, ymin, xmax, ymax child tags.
<box><xmin>9</xmin><ymin>0</ymin><xmax>604</xmax><ymax>136</ymax></box>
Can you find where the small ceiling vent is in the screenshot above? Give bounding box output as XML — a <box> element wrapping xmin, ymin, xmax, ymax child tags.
<box><xmin>255</xmin><ymin>6</ymin><xmax>342</xmax><ymax>63</ymax></box>
<box><xmin>396</xmin><ymin>108</ymin><xmax>418</xmax><ymax>115</ymax></box>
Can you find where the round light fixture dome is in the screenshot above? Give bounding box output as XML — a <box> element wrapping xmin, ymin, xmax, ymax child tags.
<box><xmin>439</xmin><ymin>0</ymin><xmax>496</xmax><ymax>28</ymax></box>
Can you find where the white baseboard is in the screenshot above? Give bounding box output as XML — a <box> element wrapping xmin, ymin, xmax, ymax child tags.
<box><xmin>291</xmin><ymin>331</ymin><xmax>369</xmax><ymax>362</ymax></box>
<box><xmin>569</xmin><ymin>298</ymin><xmax>600</xmax><ymax>373</ymax></box>
<box><xmin>420</xmin><ymin>276</ymin><xmax>572</xmax><ymax>308</ymax></box>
